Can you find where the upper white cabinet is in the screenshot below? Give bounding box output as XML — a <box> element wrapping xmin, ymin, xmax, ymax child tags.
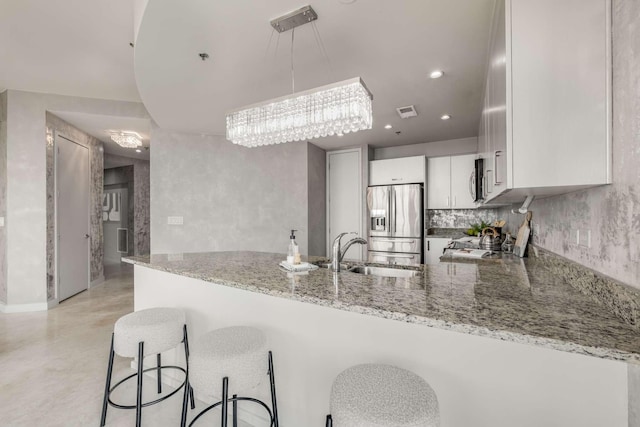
<box><xmin>479</xmin><ymin>0</ymin><xmax>611</xmax><ymax>204</ymax></box>
<box><xmin>369</xmin><ymin>156</ymin><xmax>425</xmax><ymax>186</ymax></box>
<box><xmin>428</xmin><ymin>154</ymin><xmax>476</xmax><ymax>209</ymax></box>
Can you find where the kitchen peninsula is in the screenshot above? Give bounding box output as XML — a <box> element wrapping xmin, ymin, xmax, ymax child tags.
<box><xmin>124</xmin><ymin>250</ymin><xmax>636</xmax><ymax>427</ymax></box>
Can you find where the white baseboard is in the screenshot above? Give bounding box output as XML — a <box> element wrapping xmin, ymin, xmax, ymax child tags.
<box><xmin>0</xmin><ymin>301</ymin><xmax>49</xmax><ymax>313</ymax></box>
<box><xmin>90</xmin><ymin>274</ymin><xmax>105</xmax><ymax>288</ymax></box>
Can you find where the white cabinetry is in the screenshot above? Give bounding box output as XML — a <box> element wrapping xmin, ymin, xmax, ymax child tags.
<box><xmin>427</xmin><ymin>154</ymin><xmax>476</xmax><ymax>209</ymax></box>
<box><xmin>479</xmin><ymin>0</ymin><xmax>611</xmax><ymax>204</ymax></box>
<box><xmin>425</xmin><ymin>237</ymin><xmax>451</xmax><ymax>265</ymax></box>
<box><xmin>369</xmin><ymin>156</ymin><xmax>425</xmax><ymax>186</ymax></box>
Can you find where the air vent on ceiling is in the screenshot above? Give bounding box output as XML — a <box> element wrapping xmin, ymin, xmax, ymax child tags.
<box><xmin>396</xmin><ymin>105</ymin><xmax>418</xmax><ymax>119</ymax></box>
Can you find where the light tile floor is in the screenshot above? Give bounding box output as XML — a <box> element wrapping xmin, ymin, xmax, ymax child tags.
<box><xmin>0</xmin><ymin>264</ymin><xmax>250</xmax><ymax>427</ymax></box>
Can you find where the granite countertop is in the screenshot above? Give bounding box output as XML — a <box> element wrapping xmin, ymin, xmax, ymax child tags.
<box><xmin>426</xmin><ymin>227</ymin><xmax>470</xmax><ymax>239</ymax></box>
<box><xmin>124</xmin><ymin>251</ymin><xmax>640</xmax><ymax>363</ymax></box>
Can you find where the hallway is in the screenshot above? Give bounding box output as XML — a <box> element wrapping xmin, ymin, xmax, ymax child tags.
<box><xmin>0</xmin><ymin>264</ymin><xmax>186</xmax><ymax>426</ymax></box>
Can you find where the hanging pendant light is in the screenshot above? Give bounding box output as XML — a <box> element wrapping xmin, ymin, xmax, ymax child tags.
<box><xmin>225</xmin><ymin>6</ymin><xmax>373</xmax><ymax>148</ymax></box>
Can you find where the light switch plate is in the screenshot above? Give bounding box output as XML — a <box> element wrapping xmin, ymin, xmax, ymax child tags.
<box><xmin>0</xmin><ymin>216</ymin><xmax>4</xmax><ymax>227</ymax></box>
<box><xmin>577</xmin><ymin>229</ymin><xmax>591</xmax><ymax>248</ymax></box>
<box><xmin>167</xmin><ymin>216</ymin><xmax>183</xmax><ymax>225</ymax></box>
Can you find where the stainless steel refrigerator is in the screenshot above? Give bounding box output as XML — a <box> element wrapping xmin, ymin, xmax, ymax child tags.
<box><xmin>367</xmin><ymin>183</ymin><xmax>423</xmax><ymax>265</ymax></box>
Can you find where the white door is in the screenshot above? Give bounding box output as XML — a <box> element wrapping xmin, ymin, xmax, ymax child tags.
<box><xmin>57</xmin><ymin>135</ymin><xmax>90</xmax><ymax>301</ymax></box>
<box><xmin>450</xmin><ymin>154</ymin><xmax>477</xmax><ymax>209</ymax></box>
<box><xmin>427</xmin><ymin>156</ymin><xmax>451</xmax><ymax>209</ymax></box>
<box><xmin>327</xmin><ymin>149</ymin><xmax>362</xmax><ymax>261</ymax></box>
<box><xmin>425</xmin><ymin>238</ymin><xmax>451</xmax><ymax>265</ymax></box>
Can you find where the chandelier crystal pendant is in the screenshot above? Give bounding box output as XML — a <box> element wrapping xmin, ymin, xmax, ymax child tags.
<box><xmin>225</xmin><ymin>5</ymin><xmax>373</xmax><ymax>148</ymax></box>
<box><xmin>226</xmin><ymin>77</ymin><xmax>373</xmax><ymax>148</ymax></box>
<box><xmin>110</xmin><ymin>131</ymin><xmax>143</xmax><ymax>149</ymax></box>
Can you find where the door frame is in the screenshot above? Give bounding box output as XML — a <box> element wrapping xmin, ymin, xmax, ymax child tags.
<box><xmin>325</xmin><ymin>147</ymin><xmax>363</xmax><ymax>260</ymax></box>
<box><xmin>54</xmin><ymin>131</ymin><xmax>91</xmax><ymax>303</ymax></box>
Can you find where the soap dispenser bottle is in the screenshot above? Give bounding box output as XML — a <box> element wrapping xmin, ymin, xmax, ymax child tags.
<box><xmin>287</xmin><ymin>230</ymin><xmax>300</xmax><ymax>265</ymax></box>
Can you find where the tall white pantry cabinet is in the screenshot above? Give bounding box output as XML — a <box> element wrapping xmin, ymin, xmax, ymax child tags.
<box><xmin>478</xmin><ymin>0</ymin><xmax>611</xmax><ymax>204</ymax></box>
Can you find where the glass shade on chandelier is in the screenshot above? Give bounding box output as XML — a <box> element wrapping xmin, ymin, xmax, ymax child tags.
<box><xmin>226</xmin><ymin>77</ymin><xmax>373</xmax><ymax>148</ymax></box>
<box><xmin>110</xmin><ymin>131</ymin><xmax>142</xmax><ymax>149</ymax></box>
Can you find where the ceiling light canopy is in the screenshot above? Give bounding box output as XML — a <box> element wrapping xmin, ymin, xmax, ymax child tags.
<box><xmin>110</xmin><ymin>131</ymin><xmax>142</xmax><ymax>148</ymax></box>
<box><xmin>225</xmin><ymin>5</ymin><xmax>373</xmax><ymax>148</ymax></box>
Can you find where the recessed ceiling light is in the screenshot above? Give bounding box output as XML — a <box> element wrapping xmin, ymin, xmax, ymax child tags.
<box><xmin>338</xmin><ymin>0</ymin><xmax>357</xmax><ymax>4</ymax></box>
<box><xmin>384</xmin><ymin>124</ymin><xmax>393</xmax><ymax>129</ymax></box>
<box><xmin>430</xmin><ymin>70</ymin><xmax>444</xmax><ymax>79</ymax></box>
<box><xmin>441</xmin><ymin>114</ymin><xmax>451</xmax><ymax>120</ymax></box>
<box><xmin>135</xmin><ymin>149</ymin><xmax>142</xmax><ymax>153</ymax></box>
<box><xmin>337</xmin><ymin>133</ymin><xmax>344</xmax><ymax>137</ymax></box>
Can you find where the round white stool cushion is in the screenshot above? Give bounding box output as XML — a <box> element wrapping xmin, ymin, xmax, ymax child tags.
<box><xmin>113</xmin><ymin>308</ymin><xmax>186</xmax><ymax>358</ymax></box>
<box><xmin>189</xmin><ymin>326</ymin><xmax>268</xmax><ymax>397</ymax></box>
<box><xmin>330</xmin><ymin>364</ymin><xmax>440</xmax><ymax>427</ymax></box>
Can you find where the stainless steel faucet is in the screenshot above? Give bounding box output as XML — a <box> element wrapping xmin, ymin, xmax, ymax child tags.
<box><xmin>331</xmin><ymin>232</ymin><xmax>368</xmax><ymax>272</ymax></box>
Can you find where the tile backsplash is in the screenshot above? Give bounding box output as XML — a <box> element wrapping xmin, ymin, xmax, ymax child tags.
<box><xmin>426</xmin><ymin>209</ymin><xmax>499</xmax><ymax>229</ymax></box>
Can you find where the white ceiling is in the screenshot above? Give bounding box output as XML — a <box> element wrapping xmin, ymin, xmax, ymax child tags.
<box><xmin>135</xmin><ymin>0</ymin><xmax>495</xmax><ymax>149</ymax></box>
<box><xmin>52</xmin><ymin>111</ymin><xmax>151</xmax><ymax>161</ymax></box>
<box><xmin>0</xmin><ymin>0</ymin><xmax>140</xmax><ymax>102</ymax></box>
<box><xmin>0</xmin><ymin>0</ymin><xmax>495</xmax><ymax>151</ymax></box>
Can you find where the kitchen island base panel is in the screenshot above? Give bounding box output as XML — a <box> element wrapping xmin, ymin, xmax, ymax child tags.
<box><xmin>134</xmin><ymin>265</ymin><xmax>627</xmax><ymax>427</ymax></box>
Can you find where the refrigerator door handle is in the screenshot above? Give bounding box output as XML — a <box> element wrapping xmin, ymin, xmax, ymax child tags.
<box><xmin>391</xmin><ymin>186</ymin><xmax>396</xmax><ymax>235</ymax></box>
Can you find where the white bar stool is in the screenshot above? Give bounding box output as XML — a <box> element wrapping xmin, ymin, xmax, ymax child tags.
<box><xmin>100</xmin><ymin>307</ymin><xmax>193</xmax><ymax>427</ymax></box>
<box><xmin>182</xmin><ymin>326</ymin><xmax>279</xmax><ymax>427</ymax></box>
<box><xmin>326</xmin><ymin>364</ymin><xmax>440</xmax><ymax>427</ymax></box>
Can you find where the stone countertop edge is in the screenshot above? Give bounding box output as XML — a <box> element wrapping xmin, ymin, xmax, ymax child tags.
<box><xmin>123</xmin><ymin>254</ymin><xmax>640</xmax><ymax>364</ymax></box>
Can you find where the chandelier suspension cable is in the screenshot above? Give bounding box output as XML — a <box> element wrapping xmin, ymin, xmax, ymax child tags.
<box><xmin>311</xmin><ymin>21</ymin><xmax>334</xmax><ymax>80</ymax></box>
<box><xmin>291</xmin><ymin>27</ymin><xmax>295</xmax><ymax>94</ymax></box>
<box><xmin>264</xmin><ymin>28</ymin><xmax>276</xmax><ymax>59</ymax></box>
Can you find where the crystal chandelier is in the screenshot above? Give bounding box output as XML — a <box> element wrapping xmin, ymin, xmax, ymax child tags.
<box><xmin>110</xmin><ymin>131</ymin><xmax>142</xmax><ymax>149</ymax></box>
<box><xmin>225</xmin><ymin>6</ymin><xmax>373</xmax><ymax>148</ymax></box>
<box><xmin>226</xmin><ymin>77</ymin><xmax>373</xmax><ymax>147</ymax></box>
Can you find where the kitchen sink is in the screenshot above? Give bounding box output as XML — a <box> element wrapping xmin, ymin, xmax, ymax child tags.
<box><xmin>347</xmin><ymin>266</ymin><xmax>421</xmax><ymax>278</ymax></box>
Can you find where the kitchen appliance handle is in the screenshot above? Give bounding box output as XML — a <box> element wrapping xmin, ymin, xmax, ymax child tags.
<box><xmin>376</xmin><ymin>253</ymin><xmax>415</xmax><ymax>259</ymax></box>
<box><xmin>494</xmin><ymin>151</ymin><xmax>502</xmax><ymax>185</ymax></box>
<box><xmin>427</xmin><ymin>240</ymin><xmax>430</xmax><ymax>251</ymax></box>
<box><xmin>469</xmin><ymin>170</ymin><xmax>475</xmax><ymax>200</ymax></box>
<box><xmin>392</xmin><ymin>186</ymin><xmax>396</xmax><ymax>234</ymax></box>
<box><xmin>374</xmin><ymin>239</ymin><xmax>416</xmax><ymax>243</ymax></box>
<box><xmin>485</xmin><ymin>170</ymin><xmax>493</xmax><ymax>194</ymax></box>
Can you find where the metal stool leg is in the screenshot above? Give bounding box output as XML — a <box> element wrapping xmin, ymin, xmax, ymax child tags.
<box><xmin>326</xmin><ymin>414</ymin><xmax>333</xmax><ymax>427</ymax></box>
<box><xmin>232</xmin><ymin>394</ymin><xmax>238</xmax><ymax>427</ymax></box>
<box><xmin>268</xmin><ymin>351</ymin><xmax>279</xmax><ymax>427</ymax></box>
<box><xmin>100</xmin><ymin>333</ymin><xmax>115</xmax><ymax>427</ymax></box>
<box><xmin>136</xmin><ymin>341</ymin><xmax>144</xmax><ymax>427</ymax></box>
<box><xmin>157</xmin><ymin>353</ymin><xmax>162</xmax><ymax>394</ymax></box>
<box><xmin>221</xmin><ymin>377</ymin><xmax>229</xmax><ymax>427</ymax></box>
<box><xmin>183</xmin><ymin>324</ymin><xmax>195</xmax><ymax>410</ymax></box>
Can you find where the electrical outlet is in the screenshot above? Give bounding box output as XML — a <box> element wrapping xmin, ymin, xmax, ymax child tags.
<box><xmin>167</xmin><ymin>216</ymin><xmax>183</xmax><ymax>225</ymax></box>
<box><xmin>577</xmin><ymin>229</ymin><xmax>591</xmax><ymax>248</ymax></box>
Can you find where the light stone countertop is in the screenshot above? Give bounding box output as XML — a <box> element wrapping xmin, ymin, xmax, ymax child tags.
<box><xmin>123</xmin><ymin>251</ymin><xmax>640</xmax><ymax>363</ymax></box>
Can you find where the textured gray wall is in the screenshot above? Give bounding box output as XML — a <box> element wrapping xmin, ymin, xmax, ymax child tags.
<box><xmin>0</xmin><ymin>91</ymin><xmax>6</xmax><ymax>304</ymax></box>
<box><xmin>373</xmin><ymin>137</ymin><xmax>478</xmax><ymax>160</ymax></box>
<box><xmin>500</xmin><ymin>0</ymin><xmax>640</xmax><ymax>290</ymax></box>
<box><xmin>3</xmin><ymin>90</ymin><xmax>148</xmax><ymax>305</ymax></box>
<box><xmin>307</xmin><ymin>143</ymin><xmax>326</xmax><ymax>256</ymax></box>
<box><xmin>151</xmin><ymin>128</ymin><xmax>320</xmax><ymax>255</ymax></box>
<box><xmin>46</xmin><ymin>113</ymin><xmax>104</xmax><ymax>299</ymax></box>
